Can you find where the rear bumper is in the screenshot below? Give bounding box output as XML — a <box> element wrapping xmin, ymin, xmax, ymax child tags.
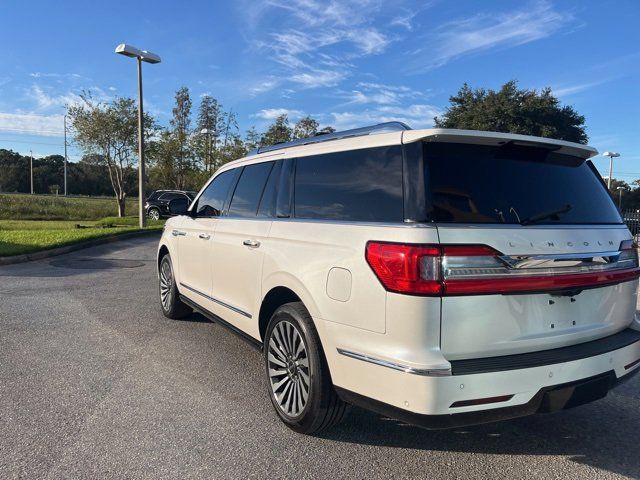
<box><xmin>332</xmin><ymin>329</ymin><xmax>640</xmax><ymax>429</ymax></box>
<box><xmin>336</xmin><ymin>366</ymin><xmax>639</xmax><ymax>430</ymax></box>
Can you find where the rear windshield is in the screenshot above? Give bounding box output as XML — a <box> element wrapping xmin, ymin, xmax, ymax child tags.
<box><xmin>424</xmin><ymin>142</ymin><xmax>622</xmax><ymax>225</ymax></box>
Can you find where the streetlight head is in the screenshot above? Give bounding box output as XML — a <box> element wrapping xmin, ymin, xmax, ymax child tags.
<box><xmin>115</xmin><ymin>44</ymin><xmax>161</xmax><ymax>64</ymax></box>
<box><xmin>141</xmin><ymin>50</ymin><xmax>161</xmax><ymax>64</ymax></box>
<box><xmin>617</xmin><ymin>186</ymin><xmax>624</xmax><ymax>190</ymax></box>
<box><xmin>603</xmin><ymin>151</ymin><xmax>621</xmax><ymax>158</ymax></box>
<box><xmin>115</xmin><ymin>43</ymin><xmax>143</xmax><ymax>58</ymax></box>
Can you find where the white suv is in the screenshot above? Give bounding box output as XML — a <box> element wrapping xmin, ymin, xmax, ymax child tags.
<box><xmin>157</xmin><ymin>122</ymin><xmax>640</xmax><ymax>434</ymax></box>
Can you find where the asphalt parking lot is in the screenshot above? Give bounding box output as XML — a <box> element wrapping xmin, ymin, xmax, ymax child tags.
<box><xmin>1</xmin><ymin>235</ymin><xmax>639</xmax><ymax>479</ymax></box>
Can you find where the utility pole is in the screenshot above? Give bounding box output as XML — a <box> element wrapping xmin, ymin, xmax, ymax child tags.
<box><xmin>63</xmin><ymin>114</ymin><xmax>68</xmax><ymax>196</ymax></box>
<box><xmin>30</xmin><ymin>150</ymin><xmax>34</xmax><ymax>194</ymax></box>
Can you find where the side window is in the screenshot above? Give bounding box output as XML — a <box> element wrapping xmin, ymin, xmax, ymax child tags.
<box><xmin>195</xmin><ymin>170</ymin><xmax>237</xmax><ymax>217</ymax></box>
<box><xmin>228</xmin><ymin>162</ymin><xmax>274</xmax><ymax>218</ymax></box>
<box><xmin>257</xmin><ymin>161</ymin><xmax>283</xmax><ymax>217</ymax></box>
<box><xmin>294</xmin><ymin>146</ymin><xmax>404</xmax><ymax>222</ymax></box>
<box><xmin>276</xmin><ymin>158</ymin><xmax>295</xmax><ymax>218</ymax></box>
<box><xmin>159</xmin><ymin>193</ymin><xmax>180</xmax><ymax>201</ymax></box>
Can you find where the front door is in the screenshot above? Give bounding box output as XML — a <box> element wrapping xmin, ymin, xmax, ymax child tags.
<box><xmin>178</xmin><ymin>169</ymin><xmax>238</xmax><ymax>310</ymax></box>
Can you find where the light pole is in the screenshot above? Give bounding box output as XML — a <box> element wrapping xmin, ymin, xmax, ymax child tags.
<box><xmin>63</xmin><ymin>114</ymin><xmax>68</xmax><ymax>196</ymax></box>
<box><xmin>200</xmin><ymin>128</ymin><xmax>218</xmax><ymax>172</ymax></box>
<box><xmin>603</xmin><ymin>151</ymin><xmax>621</xmax><ymax>190</ymax></box>
<box><xmin>115</xmin><ymin>43</ymin><xmax>161</xmax><ymax>228</ymax></box>
<box><xmin>30</xmin><ymin>150</ymin><xmax>34</xmax><ymax>194</ymax></box>
<box><xmin>617</xmin><ymin>186</ymin><xmax>624</xmax><ymax>209</ymax></box>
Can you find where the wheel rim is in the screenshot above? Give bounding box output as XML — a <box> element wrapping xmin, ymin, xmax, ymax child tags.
<box><xmin>159</xmin><ymin>260</ymin><xmax>172</xmax><ymax>310</ymax></box>
<box><xmin>267</xmin><ymin>320</ymin><xmax>310</xmax><ymax>417</ymax></box>
<box><xmin>151</xmin><ymin>210</ymin><xmax>159</xmax><ymax>220</ymax></box>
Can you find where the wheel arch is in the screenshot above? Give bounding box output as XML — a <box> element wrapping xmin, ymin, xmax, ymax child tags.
<box><xmin>258</xmin><ymin>275</ymin><xmax>321</xmax><ymax>342</ymax></box>
<box><xmin>157</xmin><ymin>244</ymin><xmax>170</xmax><ymax>273</ymax></box>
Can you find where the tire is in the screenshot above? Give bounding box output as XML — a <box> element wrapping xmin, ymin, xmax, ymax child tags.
<box><xmin>159</xmin><ymin>254</ymin><xmax>192</xmax><ymax>319</ymax></box>
<box><xmin>264</xmin><ymin>302</ymin><xmax>348</xmax><ymax>434</ymax></box>
<box><xmin>148</xmin><ymin>208</ymin><xmax>161</xmax><ymax>221</ymax></box>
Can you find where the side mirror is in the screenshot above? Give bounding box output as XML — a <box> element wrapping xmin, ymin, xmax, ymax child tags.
<box><xmin>168</xmin><ymin>197</ymin><xmax>189</xmax><ymax>216</ymax></box>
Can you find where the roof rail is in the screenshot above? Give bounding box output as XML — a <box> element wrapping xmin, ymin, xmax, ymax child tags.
<box><xmin>248</xmin><ymin>121</ymin><xmax>412</xmax><ymax>156</ymax></box>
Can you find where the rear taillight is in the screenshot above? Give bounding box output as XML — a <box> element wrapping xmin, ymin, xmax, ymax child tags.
<box><xmin>366</xmin><ymin>241</ymin><xmax>640</xmax><ymax>297</ymax></box>
<box><xmin>365</xmin><ymin>242</ymin><xmax>441</xmax><ymax>295</ymax></box>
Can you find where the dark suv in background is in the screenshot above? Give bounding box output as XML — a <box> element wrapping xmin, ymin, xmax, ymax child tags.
<box><xmin>145</xmin><ymin>190</ymin><xmax>196</xmax><ymax>220</ymax></box>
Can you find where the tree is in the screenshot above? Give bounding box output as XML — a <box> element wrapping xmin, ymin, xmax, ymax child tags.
<box><xmin>317</xmin><ymin>126</ymin><xmax>336</xmax><ymax>135</ymax></box>
<box><xmin>195</xmin><ymin>95</ymin><xmax>221</xmax><ymax>172</ymax></box>
<box><xmin>260</xmin><ymin>114</ymin><xmax>292</xmax><ymax>146</ymax></box>
<box><xmin>169</xmin><ymin>87</ymin><xmax>196</xmax><ymax>189</ymax></box>
<box><xmin>68</xmin><ymin>94</ymin><xmax>155</xmax><ymax>216</ymax></box>
<box><xmin>434</xmin><ymin>80</ymin><xmax>588</xmax><ymax>144</ymax></box>
<box><xmin>293</xmin><ymin>116</ymin><xmax>319</xmax><ymax>139</ymax></box>
<box><xmin>244</xmin><ymin>126</ymin><xmax>261</xmax><ymax>152</ymax></box>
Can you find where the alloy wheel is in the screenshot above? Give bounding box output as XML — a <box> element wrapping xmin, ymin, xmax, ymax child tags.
<box><xmin>267</xmin><ymin>320</ymin><xmax>310</xmax><ymax>417</ymax></box>
<box><xmin>159</xmin><ymin>259</ymin><xmax>173</xmax><ymax>311</ymax></box>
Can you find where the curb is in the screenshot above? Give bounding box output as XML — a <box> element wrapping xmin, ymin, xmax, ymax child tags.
<box><xmin>0</xmin><ymin>229</ymin><xmax>162</xmax><ymax>266</ymax></box>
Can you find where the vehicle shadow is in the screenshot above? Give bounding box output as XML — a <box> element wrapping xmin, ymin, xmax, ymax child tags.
<box><xmin>320</xmin><ymin>382</ymin><xmax>640</xmax><ymax>478</ymax></box>
<box><xmin>176</xmin><ymin>311</ymin><xmax>215</xmax><ymax>324</ymax></box>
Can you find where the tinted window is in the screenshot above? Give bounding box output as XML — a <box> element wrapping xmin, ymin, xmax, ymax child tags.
<box><xmin>148</xmin><ymin>191</ymin><xmax>162</xmax><ymax>200</ymax></box>
<box><xmin>294</xmin><ymin>146</ymin><xmax>404</xmax><ymax>222</ymax></box>
<box><xmin>424</xmin><ymin>142</ymin><xmax>622</xmax><ymax>224</ymax></box>
<box><xmin>258</xmin><ymin>161</ymin><xmax>282</xmax><ymax>217</ymax></box>
<box><xmin>195</xmin><ymin>170</ymin><xmax>237</xmax><ymax>217</ymax></box>
<box><xmin>228</xmin><ymin>162</ymin><xmax>274</xmax><ymax>218</ymax></box>
<box><xmin>159</xmin><ymin>192</ymin><xmax>181</xmax><ymax>201</ymax></box>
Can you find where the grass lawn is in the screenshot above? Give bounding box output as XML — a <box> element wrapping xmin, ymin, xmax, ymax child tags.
<box><xmin>0</xmin><ymin>219</ymin><xmax>164</xmax><ymax>257</ymax></box>
<box><xmin>0</xmin><ymin>193</ymin><xmax>139</xmax><ymax>220</ymax></box>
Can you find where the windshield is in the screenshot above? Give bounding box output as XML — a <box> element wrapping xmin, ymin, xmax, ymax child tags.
<box><xmin>423</xmin><ymin>142</ymin><xmax>622</xmax><ymax>225</ymax></box>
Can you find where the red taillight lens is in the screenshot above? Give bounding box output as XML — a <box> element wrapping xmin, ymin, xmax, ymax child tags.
<box><xmin>366</xmin><ymin>241</ymin><xmax>640</xmax><ymax>297</ymax></box>
<box><xmin>365</xmin><ymin>242</ymin><xmax>441</xmax><ymax>295</ymax></box>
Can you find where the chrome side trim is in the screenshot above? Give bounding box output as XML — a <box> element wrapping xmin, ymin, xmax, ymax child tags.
<box><xmin>180</xmin><ymin>282</ymin><xmax>252</xmax><ymax>319</ymax></box>
<box><xmin>337</xmin><ymin>348</ymin><xmax>451</xmax><ymax>377</ymax></box>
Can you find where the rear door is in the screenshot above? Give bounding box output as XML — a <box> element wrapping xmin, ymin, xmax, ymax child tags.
<box><xmin>420</xmin><ymin>141</ymin><xmax>638</xmax><ymax>360</ymax></box>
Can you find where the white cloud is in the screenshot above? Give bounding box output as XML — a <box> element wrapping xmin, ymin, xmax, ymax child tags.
<box><xmin>245</xmin><ymin>0</ymin><xmax>406</xmax><ymax>92</ymax></box>
<box><xmin>29</xmin><ymin>72</ymin><xmax>83</xmax><ymax>79</ymax></box>
<box><xmin>291</xmin><ymin>71</ymin><xmax>347</xmax><ymax>88</ymax></box>
<box><xmin>0</xmin><ymin>112</ymin><xmax>64</xmax><ymax>136</ymax></box>
<box><xmin>252</xmin><ymin>108</ymin><xmax>304</xmax><ymax>120</ymax></box>
<box><xmin>330</xmin><ymin>103</ymin><xmax>442</xmax><ymax>130</ymax></box>
<box><xmin>26</xmin><ymin>84</ymin><xmax>112</xmax><ymax>112</ymax></box>
<box><xmin>344</xmin><ymin>82</ymin><xmax>426</xmax><ymax>105</ymax></box>
<box><xmin>551</xmin><ymin>79</ymin><xmax>609</xmax><ymax>97</ymax></box>
<box><xmin>410</xmin><ymin>1</ymin><xmax>573</xmax><ymax>71</ymax></box>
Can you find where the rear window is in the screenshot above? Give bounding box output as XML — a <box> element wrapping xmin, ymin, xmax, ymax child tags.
<box><xmin>294</xmin><ymin>146</ymin><xmax>404</xmax><ymax>222</ymax></box>
<box><xmin>424</xmin><ymin>142</ymin><xmax>622</xmax><ymax>225</ymax></box>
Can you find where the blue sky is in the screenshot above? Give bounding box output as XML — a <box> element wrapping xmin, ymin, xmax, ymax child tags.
<box><xmin>1</xmin><ymin>0</ymin><xmax>638</xmax><ymax>180</ymax></box>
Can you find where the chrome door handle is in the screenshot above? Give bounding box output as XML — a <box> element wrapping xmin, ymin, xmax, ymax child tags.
<box><xmin>172</xmin><ymin>230</ymin><xmax>186</xmax><ymax>237</ymax></box>
<box><xmin>198</xmin><ymin>233</ymin><xmax>211</xmax><ymax>240</ymax></box>
<box><xmin>243</xmin><ymin>239</ymin><xmax>260</xmax><ymax>248</ymax></box>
